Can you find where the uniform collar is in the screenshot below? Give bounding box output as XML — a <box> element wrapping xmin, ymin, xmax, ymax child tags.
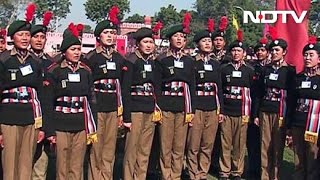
<box><xmin>96</xmin><ymin>45</ymin><xmax>115</xmax><ymax>59</ymax></box>
<box><xmin>61</xmin><ymin>59</ymin><xmax>81</xmax><ymax>72</ymax></box>
<box><xmin>228</xmin><ymin>60</ymin><xmax>246</xmax><ymax>70</ymax></box>
<box><xmin>11</xmin><ymin>47</ymin><xmax>32</xmax><ymax>64</ymax></box>
<box><xmin>210</xmin><ymin>49</ymin><xmax>226</xmax><ymax>61</ymax></box>
<box><xmin>166</xmin><ymin>48</ymin><xmax>186</xmax><ymax>59</ymax></box>
<box><xmin>272</xmin><ymin>59</ymin><xmax>288</xmax><ymax>69</ymax></box>
<box><xmin>29</xmin><ymin>48</ymin><xmax>46</xmax><ymax>59</ymax></box>
<box><xmin>195</xmin><ymin>53</ymin><xmax>210</xmax><ymax>62</ymax></box>
<box><xmin>304</xmin><ymin>66</ymin><xmax>320</xmax><ymax>77</ymax></box>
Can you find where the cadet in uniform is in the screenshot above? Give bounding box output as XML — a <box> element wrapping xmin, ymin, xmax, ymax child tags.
<box><xmin>210</xmin><ymin>16</ymin><xmax>231</xmax><ymax>64</ymax></box>
<box><xmin>247</xmin><ymin>37</ymin><xmax>270</xmax><ymax>179</ymax></box>
<box><xmin>122</xmin><ymin>25</ymin><xmax>162</xmax><ymax>180</ymax></box>
<box><xmin>156</xmin><ymin>13</ymin><xmax>196</xmax><ymax>180</ymax></box>
<box><xmin>0</xmin><ymin>3</ymin><xmax>45</xmax><ymax>179</ymax></box>
<box><xmin>29</xmin><ymin>11</ymin><xmax>54</xmax><ymax>180</ymax></box>
<box><xmin>84</xmin><ymin>6</ymin><xmax>126</xmax><ymax>180</ymax></box>
<box><xmin>0</xmin><ymin>29</ymin><xmax>6</xmax><ymax>53</ymax></box>
<box><xmin>46</xmin><ymin>24</ymin><xmax>97</xmax><ymax>180</ymax></box>
<box><xmin>255</xmin><ymin>30</ymin><xmax>296</xmax><ymax>180</ymax></box>
<box><xmin>289</xmin><ymin>36</ymin><xmax>320</xmax><ymax>180</ymax></box>
<box><xmin>186</xmin><ymin>19</ymin><xmax>224</xmax><ymax>180</ymax></box>
<box><xmin>218</xmin><ymin>30</ymin><xmax>254</xmax><ymax>180</ymax></box>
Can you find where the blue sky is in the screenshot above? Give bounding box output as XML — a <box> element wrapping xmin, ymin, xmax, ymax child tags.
<box><xmin>58</xmin><ymin>0</ymin><xmax>194</xmax><ymax>31</ymax></box>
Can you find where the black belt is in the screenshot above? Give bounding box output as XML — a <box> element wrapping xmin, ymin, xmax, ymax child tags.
<box><xmin>131</xmin><ymin>85</ymin><xmax>153</xmax><ymax>94</ymax></box>
<box><xmin>162</xmin><ymin>86</ymin><xmax>184</xmax><ymax>93</ymax></box>
<box><xmin>94</xmin><ymin>83</ymin><xmax>116</xmax><ymax>91</ymax></box>
<box><xmin>1</xmin><ymin>93</ymin><xmax>30</xmax><ymax>101</ymax></box>
<box><xmin>55</xmin><ymin>101</ymin><xmax>84</xmax><ymax>109</ymax></box>
<box><xmin>196</xmin><ymin>85</ymin><xmax>214</xmax><ymax>92</ymax></box>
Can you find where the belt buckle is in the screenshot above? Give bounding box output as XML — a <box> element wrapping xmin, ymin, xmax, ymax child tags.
<box><xmin>71</xmin><ymin>101</ymin><xmax>80</xmax><ymax>108</ymax></box>
<box><xmin>205</xmin><ymin>85</ymin><xmax>213</xmax><ymax>91</ymax></box>
<box><xmin>15</xmin><ymin>90</ymin><xmax>29</xmax><ymax>100</ymax></box>
<box><xmin>105</xmin><ymin>83</ymin><xmax>112</xmax><ymax>89</ymax></box>
<box><xmin>172</xmin><ymin>86</ymin><xmax>180</xmax><ymax>93</ymax></box>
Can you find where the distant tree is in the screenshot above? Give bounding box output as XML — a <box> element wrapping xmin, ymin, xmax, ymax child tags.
<box><xmin>154</xmin><ymin>4</ymin><xmax>182</xmax><ymax>26</ymax></box>
<box><xmin>125</xmin><ymin>13</ymin><xmax>145</xmax><ymax>23</ymax></box>
<box><xmin>83</xmin><ymin>24</ymin><xmax>93</xmax><ymax>33</ymax></box>
<box><xmin>0</xmin><ymin>0</ymin><xmax>17</xmax><ymax>28</ymax></box>
<box><xmin>33</xmin><ymin>0</ymin><xmax>72</xmax><ymax>31</ymax></box>
<box><xmin>84</xmin><ymin>0</ymin><xmax>130</xmax><ymax>23</ymax></box>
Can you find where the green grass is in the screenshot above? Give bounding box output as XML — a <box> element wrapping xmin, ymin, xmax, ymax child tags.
<box><xmin>206</xmin><ymin>147</ymin><xmax>295</xmax><ymax>180</ymax></box>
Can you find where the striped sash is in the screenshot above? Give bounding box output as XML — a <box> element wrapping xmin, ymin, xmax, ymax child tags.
<box><xmin>55</xmin><ymin>96</ymin><xmax>97</xmax><ymax>144</ymax></box>
<box><xmin>304</xmin><ymin>99</ymin><xmax>320</xmax><ymax>144</ymax></box>
<box><xmin>241</xmin><ymin>87</ymin><xmax>251</xmax><ymax>123</ymax></box>
<box><xmin>162</xmin><ymin>81</ymin><xmax>192</xmax><ymax>122</ymax></box>
<box><xmin>2</xmin><ymin>86</ymin><xmax>42</xmax><ymax>129</ymax></box>
<box><xmin>94</xmin><ymin>79</ymin><xmax>123</xmax><ymax>116</ymax></box>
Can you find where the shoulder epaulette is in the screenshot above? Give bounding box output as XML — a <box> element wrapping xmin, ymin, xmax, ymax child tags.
<box><xmin>156</xmin><ymin>53</ymin><xmax>167</xmax><ymax>61</ymax></box>
<box><xmin>85</xmin><ymin>49</ymin><xmax>96</xmax><ymax>59</ymax></box>
<box><xmin>79</xmin><ymin>62</ymin><xmax>92</xmax><ymax>73</ymax></box>
<box><xmin>0</xmin><ymin>50</ymin><xmax>11</xmax><ymax>63</ymax></box>
<box><xmin>47</xmin><ymin>62</ymin><xmax>60</xmax><ymax>73</ymax></box>
<box><xmin>126</xmin><ymin>53</ymin><xmax>138</xmax><ymax>63</ymax></box>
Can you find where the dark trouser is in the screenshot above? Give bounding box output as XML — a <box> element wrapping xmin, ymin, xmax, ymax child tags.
<box><xmin>260</xmin><ymin>112</ymin><xmax>286</xmax><ymax>180</ymax></box>
<box><xmin>219</xmin><ymin>116</ymin><xmax>248</xmax><ymax>178</ymax></box>
<box><xmin>292</xmin><ymin>126</ymin><xmax>320</xmax><ymax>180</ymax></box>
<box><xmin>186</xmin><ymin>110</ymin><xmax>219</xmax><ymax>180</ymax></box>
<box><xmin>247</xmin><ymin>122</ymin><xmax>261</xmax><ymax>178</ymax></box>
<box><xmin>1</xmin><ymin>124</ymin><xmax>38</xmax><ymax>180</ymax></box>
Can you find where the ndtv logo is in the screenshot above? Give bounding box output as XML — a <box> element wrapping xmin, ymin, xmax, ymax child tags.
<box><xmin>243</xmin><ymin>10</ymin><xmax>308</xmax><ymax>24</ymax></box>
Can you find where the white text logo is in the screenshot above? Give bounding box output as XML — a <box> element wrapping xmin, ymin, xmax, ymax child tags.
<box><xmin>243</xmin><ymin>10</ymin><xmax>308</xmax><ymax>24</ymax></box>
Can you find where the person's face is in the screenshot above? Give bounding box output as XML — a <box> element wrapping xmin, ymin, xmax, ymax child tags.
<box><xmin>231</xmin><ymin>47</ymin><xmax>246</xmax><ymax>62</ymax></box>
<box><xmin>170</xmin><ymin>32</ymin><xmax>186</xmax><ymax>49</ymax></box>
<box><xmin>138</xmin><ymin>37</ymin><xmax>155</xmax><ymax>55</ymax></box>
<box><xmin>198</xmin><ymin>37</ymin><xmax>212</xmax><ymax>53</ymax></box>
<box><xmin>31</xmin><ymin>32</ymin><xmax>46</xmax><ymax>51</ymax></box>
<box><xmin>271</xmin><ymin>46</ymin><xmax>286</xmax><ymax>62</ymax></box>
<box><xmin>99</xmin><ymin>29</ymin><xmax>117</xmax><ymax>46</ymax></box>
<box><xmin>213</xmin><ymin>36</ymin><xmax>225</xmax><ymax>51</ymax></box>
<box><xmin>13</xmin><ymin>31</ymin><xmax>31</xmax><ymax>50</ymax></box>
<box><xmin>304</xmin><ymin>50</ymin><xmax>320</xmax><ymax>68</ymax></box>
<box><xmin>255</xmin><ymin>47</ymin><xmax>269</xmax><ymax>61</ymax></box>
<box><xmin>65</xmin><ymin>45</ymin><xmax>81</xmax><ymax>62</ymax></box>
<box><xmin>0</xmin><ymin>38</ymin><xmax>6</xmax><ymax>52</ymax></box>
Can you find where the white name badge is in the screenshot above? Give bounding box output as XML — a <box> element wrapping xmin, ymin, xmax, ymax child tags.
<box><xmin>301</xmin><ymin>81</ymin><xmax>311</xmax><ymax>88</ymax></box>
<box><xmin>269</xmin><ymin>73</ymin><xmax>279</xmax><ymax>81</ymax></box>
<box><xmin>204</xmin><ymin>64</ymin><xmax>213</xmax><ymax>71</ymax></box>
<box><xmin>68</xmin><ymin>73</ymin><xmax>81</xmax><ymax>82</ymax></box>
<box><xmin>174</xmin><ymin>60</ymin><xmax>184</xmax><ymax>68</ymax></box>
<box><xmin>20</xmin><ymin>64</ymin><xmax>33</xmax><ymax>76</ymax></box>
<box><xmin>232</xmin><ymin>71</ymin><xmax>242</xmax><ymax>78</ymax></box>
<box><xmin>144</xmin><ymin>64</ymin><xmax>152</xmax><ymax>72</ymax></box>
<box><xmin>107</xmin><ymin>62</ymin><xmax>116</xmax><ymax>70</ymax></box>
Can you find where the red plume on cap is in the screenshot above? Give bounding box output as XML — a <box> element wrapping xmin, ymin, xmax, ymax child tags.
<box><xmin>152</xmin><ymin>21</ymin><xmax>163</xmax><ymax>35</ymax></box>
<box><xmin>25</xmin><ymin>3</ymin><xmax>36</xmax><ymax>23</ymax></box>
<box><xmin>0</xmin><ymin>29</ymin><xmax>6</xmax><ymax>37</ymax></box>
<box><xmin>43</xmin><ymin>11</ymin><xmax>53</xmax><ymax>27</ymax></box>
<box><xmin>260</xmin><ymin>37</ymin><xmax>268</xmax><ymax>44</ymax></box>
<box><xmin>109</xmin><ymin>6</ymin><xmax>120</xmax><ymax>25</ymax></box>
<box><xmin>237</xmin><ymin>29</ymin><xmax>243</xmax><ymax>42</ymax></box>
<box><xmin>208</xmin><ymin>18</ymin><xmax>214</xmax><ymax>33</ymax></box>
<box><xmin>268</xmin><ymin>26</ymin><xmax>277</xmax><ymax>41</ymax></box>
<box><xmin>308</xmin><ymin>35</ymin><xmax>317</xmax><ymax>45</ymax></box>
<box><xmin>182</xmin><ymin>12</ymin><xmax>191</xmax><ymax>34</ymax></box>
<box><xmin>77</xmin><ymin>24</ymin><xmax>84</xmax><ymax>32</ymax></box>
<box><xmin>219</xmin><ymin>16</ymin><xmax>228</xmax><ymax>32</ymax></box>
<box><xmin>68</xmin><ymin>23</ymin><xmax>79</xmax><ymax>37</ymax></box>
